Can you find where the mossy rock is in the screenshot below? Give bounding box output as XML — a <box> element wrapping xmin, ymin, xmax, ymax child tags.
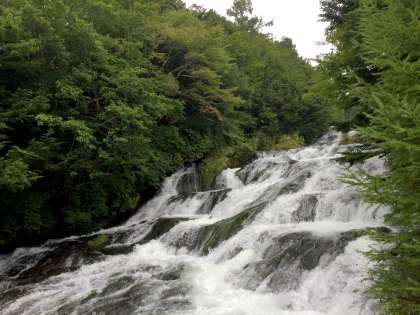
<box><xmin>227</xmin><ymin>143</ymin><xmax>258</xmax><ymax>169</ymax></box>
<box><xmin>197</xmin><ymin>202</ymin><xmax>266</xmax><ymax>255</ymax></box>
<box><xmin>198</xmin><ymin>133</ymin><xmax>306</xmax><ymax>191</ymax></box>
<box><xmin>98</xmin><ymin>217</ymin><xmax>193</xmax><ymax>255</ymax></box>
<box><xmin>100</xmin><ymin>276</ymin><xmax>133</xmax><ymax>297</ymax></box>
<box><xmin>88</xmin><ymin>297</ymin><xmax>136</xmax><ymax>315</ymax></box>
<box><xmin>272</xmin><ymin>134</ymin><xmax>304</xmax><ymax>151</ymax></box>
<box><xmin>81</xmin><ymin>290</ymin><xmax>99</xmax><ymax>304</ymax></box>
<box><xmin>10</xmin><ymin>239</ymin><xmax>103</xmax><ymax>286</ymax></box>
<box><xmin>351</xmin><ymin>226</ymin><xmax>391</xmax><ymax>238</ymax></box>
<box><xmin>140</xmin><ymin>216</ymin><xmax>193</xmax><ymax>244</ymax></box>
<box><xmin>199</xmin><ymin>144</ymin><xmax>257</xmax><ymax>191</ymax></box>
<box><xmin>0</xmin><ymin>288</ymin><xmax>27</xmax><ymax>306</ymax></box>
<box><xmin>87</xmin><ymin>234</ymin><xmax>111</xmax><ymax>249</ymax></box>
<box><xmin>99</xmin><ymin>244</ymin><xmax>135</xmax><ymax>256</ymax></box>
<box><xmin>199</xmin><ymin>152</ymin><xmax>229</xmax><ymax>191</ymax></box>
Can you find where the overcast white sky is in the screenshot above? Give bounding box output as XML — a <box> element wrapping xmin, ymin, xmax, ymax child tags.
<box><xmin>183</xmin><ymin>0</ymin><xmax>333</xmax><ymax>60</ymax></box>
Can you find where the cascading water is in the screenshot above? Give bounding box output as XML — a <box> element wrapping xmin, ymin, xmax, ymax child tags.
<box><xmin>0</xmin><ymin>131</ymin><xmax>389</xmax><ymax>315</ymax></box>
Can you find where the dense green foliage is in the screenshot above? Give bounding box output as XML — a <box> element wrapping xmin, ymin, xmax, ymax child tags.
<box><xmin>318</xmin><ymin>0</ymin><xmax>376</xmax><ymax>129</ymax></box>
<box><xmin>0</xmin><ymin>0</ymin><xmax>327</xmax><ymax>251</ymax></box>
<box><xmin>319</xmin><ymin>0</ymin><xmax>420</xmax><ymax>313</ymax></box>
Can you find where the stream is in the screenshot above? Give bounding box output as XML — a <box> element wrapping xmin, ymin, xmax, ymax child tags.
<box><xmin>0</xmin><ymin>131</ymin><xmax>388</xmax><ymax>315</ymax></box>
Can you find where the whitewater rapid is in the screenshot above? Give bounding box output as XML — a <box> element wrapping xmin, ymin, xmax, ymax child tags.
<box><xmin>0</xmin><ymin>131</ymin><xmax>388</xmax><ymax>315</ymax></box>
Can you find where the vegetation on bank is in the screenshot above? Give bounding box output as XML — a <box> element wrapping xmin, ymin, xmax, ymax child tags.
<box><xmin>1</xmin><ymin>0</ymin><xmax>419</xmax><ymax>312</ymax></box>
<box><xmin>319</xmin><ymin>0</ymin><xmax>420</xmax><ymax>313</ymax></box>
<box><xmin>199</xmin><ymin>133</ymin><xmax>304</xmax><ymax>190</ymax></box>
<box><xmin>0</xmin><ymin>0</ymin><xmax>328</xmax><ymax>251</ymax></box>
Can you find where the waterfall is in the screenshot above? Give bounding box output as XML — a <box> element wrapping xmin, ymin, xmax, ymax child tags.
<box><xmin>0</xmin><ymin>131</ymin><xmax>389</xmax><ymax>315</ymax></box>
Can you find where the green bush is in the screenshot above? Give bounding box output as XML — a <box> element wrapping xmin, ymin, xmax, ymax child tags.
<box><xmin>272</xmin><ymin>134</ymin><xmax>305</xmax><ymax>150</ymax></box>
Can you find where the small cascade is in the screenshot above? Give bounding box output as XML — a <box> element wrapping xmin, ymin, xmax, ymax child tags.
<box><xmin>176</xmin><ymin>164</ymin><xmax>203</xmax><ymax>195</ymax></box>
<box><xmin>0</xmin><ymin>131</ymin><xmax>389</xmax><ymax>315</ymax></box>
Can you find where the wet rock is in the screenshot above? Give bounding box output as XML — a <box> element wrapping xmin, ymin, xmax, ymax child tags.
<box><xmin>7</xmin><ymin>239</ymin><xmax>105</xmax><ymax>286</ymax></box>
<box><xmin>53</xmin><ymin>264</ymin><xmax>191</xmax><ymax>315</ymax></box>
<box><xmin>0</xmin><ymin>233</ymin><xmax>130</xmax><ymax>289</ymax></box>
<box><xmin>247</xmin><ymin>172</ymin><xmax>311</xmax><ymax>210</ymax></box>
<box><xmin>236</xmin><ymin>158</ymin><xmax>296</xmax><ymax>184</ymax></box>
<box><xmin>0</xmin><ymin>249</ymin><xmax>50</xmax><ymax>280</ymax></box>
<box><xmin>222</xmin><ymin>246</ymin><xmax>244</xmax><ymax>260</ymax></box>
<box><xmin>166</xmin><ymin>203</ymin><xmax>266</xmax><ymax>255</ymax></box>
<box><xmin>0</xmin><ymin>287</ymin><xmax>27</xmax><ymax>308</ymax></box>
<box><xmin>241</xmin><ymin>230</ymin><xmax>358</xmax><ymax>291</ymax></box>
<box><xmin>197</xmin><ymin>189</ymin><xmax>231</xmax><ymax>214</ymax></box>
<box><xmin>81</xmin><ymin>295</ymin><xmax>139</xmax><ymax>315</ymax></box>
<box><xmin>291</xmin><ymin>195</ymin><xmax>319</xmax><ymax>222</ymax></box>
<box><xmin>0</xmin><ymin>216</ymin><xmax>195</xmax><ymax>292</ymax></box>
<box><xmin>279</xmin><ymin>171</ymin><xmax>312</xmax><ymax>194</ymax></box>
<box><xmin>86</xmin><ymin>274</ymin><xmax>191</xmax><ymax>315</ymax></box>
<box><xmin>167</xmin><ymin>194</ymin><xmax>190</xmax><ymax>205</ymax></box>
<box><xmin>176</xmin><ymin>165</ymin><xmax>202</xmax><ymax>195</ymax></box>
<box><xmin>197</xmin><ymin>203</ymin><xmax>266</xmax><ymax>254</ymax></box>
<box><xmin>100</xmin><ymin>276</ymin><xmax>134</xmax><ymax>297</ymax></box>
<box><xmin>236</xmin><ymin>162</ymin><xmax>273</xmax><ymax>184</ymax></box>
<box><xmin>107</xmin><ymin>229</ymin><xmax>135</xmax><ymax>245</ymax></box>
<box><xmin>99</xmin><ymin>244</ymin><xmax>135</xmax><ymax>256</ymax></box>
<box><xmin>87</xmin><ymin>234</ymin><xmax>111</xmax><ymax>249</ymax></box>
<box><xmin>156</xmin><ymin>264</ymin><xmax>185</xmax><ymax>281</ymax></box>
<box><xmin>140</xmin><ymin>216</ymin><xmax>193</xmax><ymax>244</ymax></box>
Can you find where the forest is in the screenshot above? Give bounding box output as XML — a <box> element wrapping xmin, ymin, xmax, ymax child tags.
<box><xmin>0</xmin><ymin>0</ymin><xmax>419</xmax><ymax>313</ymax></box>
<box><xmin>0</xmin><ymin>0</ymin><xmax>326</xmax><ymax>251</ymax></box>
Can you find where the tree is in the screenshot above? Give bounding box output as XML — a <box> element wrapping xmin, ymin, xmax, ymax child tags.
<box><xmin>318</xmin><ymin>0</ymin><xmax>377</xmax><ymax>130</ymax></box>
<box><xmin>319</xmin><ymin>0</ymin><xmax>420</xmax><ymax>312</ymax></box>
<box><xmin>353</xmin><ymin>1</ymin><xmax>420</xmax><ymax>313</ymax></box>
<box><xmin>227</xmin><ymin>0</ymin><xmax>272</xmax><ymax>33</ymax></box>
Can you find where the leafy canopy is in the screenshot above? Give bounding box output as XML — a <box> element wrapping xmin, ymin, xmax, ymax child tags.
<box><xmin>0</xmin><ymin>0</ymin><xmax>326</xmax><ymax>251</ymax></box>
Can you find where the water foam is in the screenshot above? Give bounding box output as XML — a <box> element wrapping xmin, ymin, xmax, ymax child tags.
<box><xmin>0</xmin><ymin>131</ymin><xmax>388</xmax><ymax>314</ymax></box>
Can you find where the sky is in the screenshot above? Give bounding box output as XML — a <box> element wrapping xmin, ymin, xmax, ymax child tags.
<box><xmin>182</xmin><ymin>0</ymin><xmax>333</xmax><ymax>61</ymax></box>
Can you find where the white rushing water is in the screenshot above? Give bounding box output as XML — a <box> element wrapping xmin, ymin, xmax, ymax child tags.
<box><xmin>0</xmin><ymin>131</ymin><xmax>388</xmax><ymax>315</ymax></box>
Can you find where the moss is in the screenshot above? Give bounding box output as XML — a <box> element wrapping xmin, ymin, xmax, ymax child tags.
<box><xmin>198</xmin><ymin>133</ymin><xmax>304</xmax><ymax>190</ymax></box>
<box><xmin>199</xmin><ymin>144</ymin><xmax>257</xmax><ymax>190</ymax></box>
<box><xmin>199</xmin><ymin>151</ymin><xmax>228</xmax><ymax>191</ymax></box>
<box><xmin>249</xmin><ymin>132</ymin><xmax>304</xmax><ymax>151</ymax></box>
<box><xmin>272</xmin><ymin>134</ymin><xmax>304</xmax><ymax>150</ymax></box>
<box><xmin>227</xmin><ymin>143</ymin><xmax>258</xmax><ymax>168</ymax></box>
<box><xmin>198</xmin><ymin>203</ymin><xmax>265</xmax><ymax>255</ymax></box>
<box><xmin>100</xmin><ymin>277</ymin><xmax>133</xmax><ymax>296</ymax></box>
<box><xmin>253</xmin><ymin>131</ymin><xmax>275</xmax><ymax>150</ymax></box>
<box><xmin>99</xmin><ymin>244</ymin><xmax>135</xmax><ymax>256</ymax></box>
<box><xmin>87</xmin><ymin>234</ymin><xmax>110</xmax><ymax>249</ymax></box>
<box><xmin>140</xmin><ymin>217</ymin><xmax>192</xmax><ymax>244</ymax></box>
<box><xmin>56</xmin><ymin>304</ymin><xmax>77</xmax><ymax>315</ymax></box>
<box><xmin>351</xmin><ymin>227</ymin><xmax>391</xmax><ymax>238</ymax></box>
<box><xmin>0</xmin><ymin>288</ymin><xmax>27</xmax><ymax>306</ymax></box>
<box><xmin>81</xmin><ymin>290</ymin><xmax>99</xmax><ymax>303</ymax></box>
<box><xmin>339</xmin><ymin>131</ymin><xmax>364</xmax><ymax>145</ymax></box>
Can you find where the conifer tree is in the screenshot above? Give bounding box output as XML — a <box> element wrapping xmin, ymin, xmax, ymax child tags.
<box><xmin>319</xmin><ymin>0</ymin><xmax>420</xmax><ymax>312</ymax></box>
